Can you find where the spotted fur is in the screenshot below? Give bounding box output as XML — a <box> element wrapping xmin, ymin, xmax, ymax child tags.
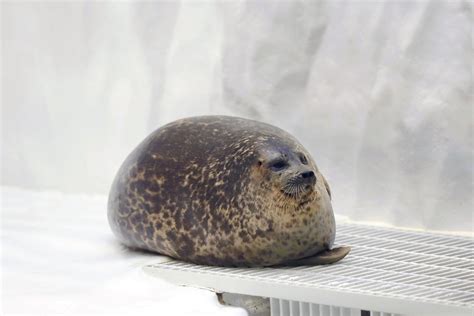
<box><xmin>108</xmin><ymin>116</ymin><xmax>335</xmax><ymax>267</ymax></box>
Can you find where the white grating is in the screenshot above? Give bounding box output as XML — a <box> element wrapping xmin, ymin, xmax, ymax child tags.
<box><xmin>144</xmin><ymin>223</ymin><xmax>473</xmax><ymax>316</ymax></box>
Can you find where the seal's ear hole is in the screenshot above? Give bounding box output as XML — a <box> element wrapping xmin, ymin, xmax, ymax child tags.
<box><xmin>257</xmin><ymin>160</ymin><xmax>263</xmax><ymax>166</ymax></box>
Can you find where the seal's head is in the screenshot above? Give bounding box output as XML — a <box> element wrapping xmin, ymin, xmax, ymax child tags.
<box><xmin>229</xmin><ymin>132</ymin><xmax>337</xmax><ymax>266</ymax></box>
<box><xmin>247</xmin><ymin>135</ymin><xmax>324</xmax><ymax>218</ymax></box>
<box><xmin>257</xmin><ymin>144</ymin><xmax>318</xmax><ymax>210</ymax></box>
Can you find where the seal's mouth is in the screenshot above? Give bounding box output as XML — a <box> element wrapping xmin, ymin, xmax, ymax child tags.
<box><xmin>281</xmin><ymin>171</ymin><xmax>316</xmax><ymax>195</ymax></box>
<box><xmin>281</xmin><ymin>186</ymin><xmax>312</xmax><ymax>197</ymax></box>
<box><xmin>279</xmin><ymin>185</ymin><xmax>316</xmax><ymax>210</ymax></box>
<box><xmin>281</xmin><ymin>183</ymin><xmax>315</xmax><ymax>201</ymax></box>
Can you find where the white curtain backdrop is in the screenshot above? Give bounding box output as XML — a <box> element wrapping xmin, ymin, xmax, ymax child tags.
<box><xmin>2</xmin><ymin>1</ymin><xmax>472</xmax><ymax>232</ymax></box>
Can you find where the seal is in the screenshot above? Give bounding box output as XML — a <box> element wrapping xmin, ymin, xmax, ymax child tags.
<box><xmin>108</xmin><ymin>115</ymin><xmax>350</xmax><ymax>267</ymax></box>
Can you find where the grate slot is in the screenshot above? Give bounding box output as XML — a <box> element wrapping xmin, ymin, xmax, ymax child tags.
<box><xmin>299</xmin><ymin>302</ymin><xmax>310</xmax><ymax>316</ymax></box>
<box><xmin>281</xmin><ymin>299</ymin><xmax>290</xmax><ymax>316</ymax></box>
<box><xmin>308</xmin><ymin>303</ymin><xmax>317</xmax><ymax>316</ymax></box>
<box><xmin>271</xmin><ymin>298</ymin><xmax>280</xmax><ymax>316</ymax></box>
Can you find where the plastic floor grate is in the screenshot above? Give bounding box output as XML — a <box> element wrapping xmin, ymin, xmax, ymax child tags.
<box><xmin>144</xmin><ymin>223</ymin><xmax>473</xmax><ymax>316</ymax></box>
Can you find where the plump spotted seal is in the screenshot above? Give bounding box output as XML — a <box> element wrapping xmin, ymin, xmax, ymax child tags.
<box><xmin>108</xmin><ymin>115</ymin><xmax>350</xmax><ymax>267</ymax></box>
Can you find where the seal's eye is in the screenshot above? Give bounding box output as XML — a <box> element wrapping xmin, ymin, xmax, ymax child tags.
<box><xmin>300</xmin><ymin>154</ymin><xmax>308</xmax><ymax>165</ymax></box>
<box><xmin>269</xmin><ymin>160</ymin><xmax>288</xmax><ymax>171</ymax></box>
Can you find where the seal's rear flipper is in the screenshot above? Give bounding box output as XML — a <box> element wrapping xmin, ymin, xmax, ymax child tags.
<box><xmin>282</xmin><ymin>246</ymin><xmax>351</xmax><ymax>266</ymax></box>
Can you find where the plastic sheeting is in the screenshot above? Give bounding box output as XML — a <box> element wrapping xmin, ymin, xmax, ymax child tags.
<box><xmin>2</xmin><ymin>2</ymin><xmax>472</xmax><ymax>241</ymax></box>
<box><xmin>1</xmin><ymin>186</ymin><xmax>246</xmax><ymax>316</ymax></box>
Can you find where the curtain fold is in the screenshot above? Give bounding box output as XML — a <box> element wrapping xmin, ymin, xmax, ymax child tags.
<box><xmin>2</xmin><ymin>1</ymin><xmax>472</xmax><ymax>232</ymax></box>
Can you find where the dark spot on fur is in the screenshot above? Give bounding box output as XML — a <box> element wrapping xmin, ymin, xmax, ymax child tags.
<box><xmin>177</xmin><ymin>235</ymin><xmax>195</xmax><ymax>257</ymax></box>
<box><xmin>166</xmin><ymin>230</ymin><xmax>177</xmax><ymax>242</ymax></box>
<box><xmin>145</xmin><ymin>224</ymin><xmax>154</xmax><ymax>239</ymax></box>
<box><xmin>239</xmin><ymin>230</ymin><xmax>250</xmax><ymax>243</ymax></box>
<box><xmin>130</xmin><ymin>212</ymin><xmax>143</xmax><ymax>225</ymax></box>
<box><xmin>182</xmin><ymin>210</ymin><xmax>194</xmax><ymax>231</ymax></box>
<box><xmin>254</xmin><ymin>228</ymin><xmax>265</xmax><ymax>238</ymax></box>
<box><xmin>174</xmin><ymin>216</ymin><xmax>182</xmax><ymax>230</ymax></box>
<box><xmin>136</xmin><ymin>223</ymin><xmax>144</xmax><ymax>234</ymax></box>
<box><xmin>142</xmin><ymin>202</ymin><xmax>152</xmax><ymax>213</ymax></box>
<box><xmin>200</xmin><ymin>216</ymin><xmax>209</xmax><ymax>230</ymax></box>
<box><xmin>221</xmin><ymin>220</ymin><xmax>232</xmax><ymax>234</ymax></box>
<box><xmin>189</xmin><ymin>229</ymin><xmax>199</xmax><ymax>238</ymax></box>
<box><xmin>267</xmin><ymin>220</ymin><xmax>274</xmax><ymax>232</ymax></box>
<box><xmin>134</xmin><ymin>180</ymin><xmax>148</xmax><ymax>192</ymax></box>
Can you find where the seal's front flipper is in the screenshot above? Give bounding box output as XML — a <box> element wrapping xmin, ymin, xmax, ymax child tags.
<box><xmin>283</xmin><ymin>246</ymin><xmax>351</xmax><ymax>266</ymax></box>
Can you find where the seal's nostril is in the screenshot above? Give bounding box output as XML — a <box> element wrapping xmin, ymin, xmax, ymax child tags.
<box><xmin>301</xmin><ymin>171</ymin><xmax>315</xmax><ymax>179</ymax></box>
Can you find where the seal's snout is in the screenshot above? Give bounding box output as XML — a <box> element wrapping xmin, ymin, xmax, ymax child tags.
<box><xmin>300</xmin><ymin>171</ymin><xmax>315</xmax><ymax>180</ymax></box>
<box><xmin>299</xmin><ymin>170</ymin><xmax>316</xmax><ymax>187</ymax></box>
<box><xmin>282</xmin><ymin>170</ymin><xmax>317</xmax><ymax>198</ymax></box>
